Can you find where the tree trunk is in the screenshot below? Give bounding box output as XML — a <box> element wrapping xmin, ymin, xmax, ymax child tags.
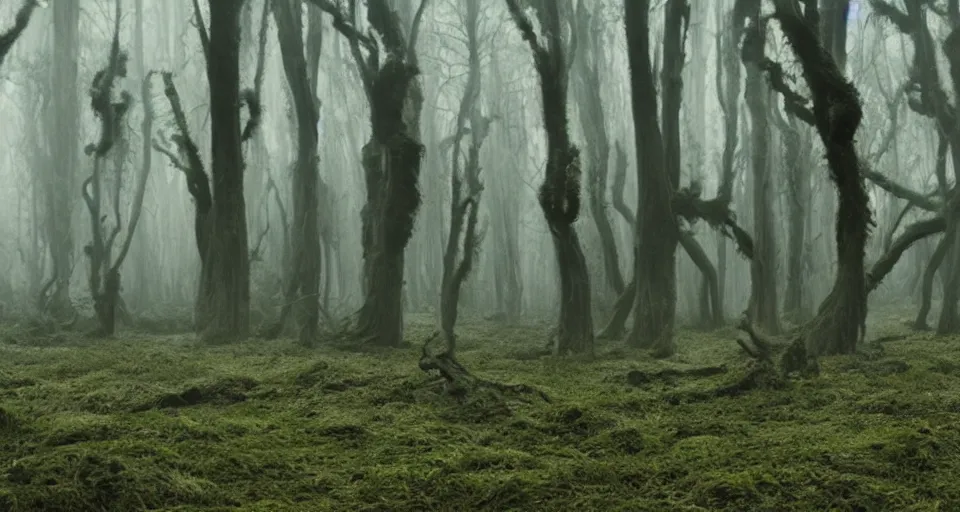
<box><xmin>915</xmin><ymin>233</ymin><xmax>950</xmax><ymax>329</ymax></box>
<box><xmin>552</xmin><ymin>224</ymin><xmax>594</xmax><ymax>354</ymax></box>
<box><xmin>680</xmin><ymin>233</ymin><xmax>722</xmax><ymax>327</ymax></box>
<box><xmin>355</xmin><ymin>137</ymin><xmax>419</xmax><ymax>347</ymax></box>
<box><xmin>573</xmin><ymin>2</ymin><xmax>624</xmax><ymax>298</ymax></box>
<box><xmin>624</xmin><ymin>0</ymin><xmax>682</xmax><ymax>357</ymax></box>
<box><xmin>781</xmin><ymin>115</ymin><xmax>810</xmax><ymax>321</ymax></box>
<box><xmin>439</xmin><ymin>0</ymin><xmax>484</xmax><ymax>355</ymax></box>
<box><xmin>336</xmin><ymin>0</ymin><xmax>426</xmax><ymax>347</ymax></box>
<box><xmin>488</xmin><ymin>49</ymin><xmax>523</xmax><ymax>321</ymax></box>
<box><xmin>743</xmin><ymin>17</ymin><xmax>781</xmax><ymax>335</ymax></box>
<box><xmin>936</xmin><ymin>12</ymin><xmax>960</xmax><ymax>333</ymax></box>
<box><xmin>773</xmin><ymin>0</ymin><xmax>870</xmax><ymax>360</ymax></box>
<box><xmin>45</xmin><ymin>0</ymin><xmax>81</xmax><ymax>318</ymax></box>
<box><xmin>506</xmin><ymin>0</ymin><xmax>594</xmax><ymax>355</ymax></box>
<box><xmin>274</xmin><ymin>0</ymin><xmax>322</xmax><ymax>345</ymax></box>
<box><xmin>200</xmin><ymin>0</ymin><xmax>251</xmax><ymax>340</ymax></box>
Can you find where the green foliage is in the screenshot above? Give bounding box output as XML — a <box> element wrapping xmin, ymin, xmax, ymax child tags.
<box><xmin>1</xmin><ymin>318</ymin><xmax>959</xmax><ymax>510</ymax></box>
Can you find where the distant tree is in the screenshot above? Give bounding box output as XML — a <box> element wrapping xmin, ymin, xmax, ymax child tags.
<box><xmin>741</xmin><ymin>4</ymin><xmax>781</xmax><ymax>335</ymax></box>
<box><xmin>571</xmin><ymin>1</ymin><xmax>624</xmax><ymax>300</ymax></box>
<box><xmin>80</xmin><ymin>0</ymin><xmax>155</xmax><ymax>336</ymax></box>
<box><xmin>440</xmin><ymin>0</ymin><xmax>487</xmax><ymax>357</ymax></box>
<box><xmin>37</xmin><ymin>0</ymin><xmax>77</xmax><ymax>319</ymax></box>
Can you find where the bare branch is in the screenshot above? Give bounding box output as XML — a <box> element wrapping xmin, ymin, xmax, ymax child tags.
<box><xmin>867</xmin><ymin>216</ymin><xmax>947</xmax><ymax>291</ymax></box>
<box><xmin>406</xmin><ymin>0</ymin><xmax>430</xmax><ymax>64</ymax></box>
<box><xmin>191</xmin><ymin>0</ymin><xmax>211</xmax><ymax>63</ymax></box>
<box><xmin>112</xmin><ymin>72</ymin><xmax>157</xmax><ymax>272</ymax></box>
<box><xmin>0</xmin><ymin>0</ymin><xmax>40</xmax><ymax>69</ymax></box>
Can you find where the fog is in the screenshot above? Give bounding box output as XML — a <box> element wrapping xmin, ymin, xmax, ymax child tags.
<box><xmin>1</xmin><ymin>0</ymin><xmax>959</xmax><ymax>509</ymax></box>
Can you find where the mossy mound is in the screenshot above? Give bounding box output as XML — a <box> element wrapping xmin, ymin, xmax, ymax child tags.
<box><xmin>1</xmin><ymin>317</ymin><xmax>959</xmax><ymax>510</ymax></box>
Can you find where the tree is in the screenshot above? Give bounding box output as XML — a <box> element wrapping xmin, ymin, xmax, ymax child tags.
<box><xmin>767</xmin><ymin>0</ymin><xmax>870</xmax><ymax>361</ymax></box>
<box><xmin>871</xmin><ymin>0</ymin><xmax>960</xmax><ymax>333</ymax></box>
<box><xmin>273</xmin><ymin>0</ymin><xmax>323</xmax><ymax>346</ymax></box>
<box><xmin>487</xmin><ymin>48</ymin><xmax>524</xmax><ymax>322</ymax></box>
<box><xmin>623</xmin><ymin>0</ymin><xmax>684</xmax><ymax>357</ymax></box>
<box><xmin>153</xmin><ymin>0</ymin><xmax>263</xmax><ymax>340</ymax></box>
<box><xmin>612</xmin><ymin>0</ymin><xmax>752</xmax><ymax>352</ymax></box>
<box><xmin>309</xmin><ymin>0</ymin><xmax>429</xmax><ymax>347</ymax></box>
<box><xmin>506</xmin><ymin>0</ymin><xmax>594</xmax><ymax>356</ymax></box>
<box><xmin>741</xmin><ymin>6</ymin><xmax>781</xmax><ymax>334</ymax></box>
<box><xmin>80</xmin><ymin>0</ymin><xmax>155</xmax><ymax>336</ymax></box>
<box><xmin>38</xmin><ymin>0</ymin><xmax>77</xmax><ymax>319</ymax></box>
<box><xmin>440</xmin><ymin>0</ymin><xmax>486</xmax><ymax>357</ymax></box>
<box><xmin>199</xmin><ymin>0</ymin><xmax>253</xmax><ymax>339</ymax></box>
<box><xmin>571</xmin><ymin>1</ymin><xmax>624</xmax><ymax>299</ymax></box>
<box><xmin>712</xmin><ymin>0</ymin><xmax>746</xmax><ymax>323</ymax></box>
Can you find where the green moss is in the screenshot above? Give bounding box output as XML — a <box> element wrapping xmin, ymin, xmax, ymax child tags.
<box><xmin>1</xmin><ymin>317</ymin><xmax>960</xmax><ymax>510</ymax></box>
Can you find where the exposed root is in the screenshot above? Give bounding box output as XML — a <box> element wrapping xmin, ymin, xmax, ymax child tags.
<box><xmin>704</xmin><ymin>315</ymin><xmax>801</xmax><ymax>397</ymax></box>
<box><xmin>418</xmin><ymin>331</ymin><xmax>551</xmax><ymax>404</ymax></box>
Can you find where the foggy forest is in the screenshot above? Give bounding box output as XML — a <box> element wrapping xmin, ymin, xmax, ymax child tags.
<box><xmin>1</xmin><ymin>0</ymin><xmax>959</xmax><ymax>509</ymax></box>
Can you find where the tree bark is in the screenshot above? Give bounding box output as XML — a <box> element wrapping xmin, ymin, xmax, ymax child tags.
<box><xmin>714</xmin><ymin>1</ymin><xmax>744</xmax><ymax>319</ymax></box>
<box><xmin>773</xmin><ymin>0</ymin><xmax>870</xmax><ymax>360</ymax></box>
<box><xmin>779</xmin><ymin>115</ymin><xmax>810</xmax><ymax>321</ymax></box>
<box><xmin>623</xmin><ymin>0</ymin><xmax>686</xmax><ymax>357</ymax></box>
<box><xmin>506</xmin><ymin>0</ymin><xmax>594</xmax><ymax>355</ymax></box>
<box><xmin>200</xmin><ymin>0</ymin><xmax>251</xmax><ymax>340</ymax></box>
<box><xmin>274</xmin><ymin>0</ymin><xmax>322</xmax><ymax>345</ymax></box>
<box><xmin>573</xmin><ymin>1</ymin><xmax>624</xmax><ymax>298</ymax></box>
<box><xmin>742</xmin><ymin>15</ymin><xmax>781</xmax><ymax>335</ymax></box>
<box><xmin>44</xmin><ymin>0</ymin><xmax>80</xmax><ymax>318</ymax></box>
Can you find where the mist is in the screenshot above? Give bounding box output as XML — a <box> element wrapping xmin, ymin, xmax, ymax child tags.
<box><xmin>1</xmin><ymin>0</ymin><xmax>959</xmax><ymax>510</ymax></box>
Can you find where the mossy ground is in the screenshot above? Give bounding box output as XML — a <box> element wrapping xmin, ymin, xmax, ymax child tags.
<box><xmin>1</xmin><ymin>313</ymin><xmax>960</xmax><ymax>511</ymax></box>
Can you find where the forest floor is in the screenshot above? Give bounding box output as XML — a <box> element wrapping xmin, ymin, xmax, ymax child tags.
<box><xmin>1</xmin><ymin>310</ymin><xmax>959</xmax><ymax>511</ymax></box>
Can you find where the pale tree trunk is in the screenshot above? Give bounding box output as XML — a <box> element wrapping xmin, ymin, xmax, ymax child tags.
<box><xmin>572</xmin><ymin>2</ymin><xmax>624</xmax><ymax>299</ymax></box>
<box><xmin>44</xmin><ymin>0</ymin><xmax>80</xmax><ymax>318</ymax></box>
<box><xmin>488</xmin><ymin>49</ymin><xmax>523</xmax><ymax>321</ymax></box>
<box><xmin>686</xmin><ymin>0</ymin><xmax>717</xmax><ymax>326</ymax></box>
<box><xmin>742</xmin><ymin>15</ymin><xmax>781</xmax><ymax>335</ymax></box>
<box><xmin>714</xmin><ymin>0</ymin><xmax>744</xmax><ymax>325</ymax></box>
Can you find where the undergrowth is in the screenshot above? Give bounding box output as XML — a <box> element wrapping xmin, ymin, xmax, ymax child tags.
<box><xmin>1</xmin><ymin>314</ymin><xmax>959</xmax><ymax>511</ymax></box>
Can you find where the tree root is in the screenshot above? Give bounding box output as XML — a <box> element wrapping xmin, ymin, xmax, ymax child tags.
<box><xmin>418</xmin><ymin>331</ymin><xmax>551</xmax><ymax>403</ymax></box>
<box><xmin>702</xmin><ymin>315</ymin><xmax>803</xmax><ymax>397</ymax></box>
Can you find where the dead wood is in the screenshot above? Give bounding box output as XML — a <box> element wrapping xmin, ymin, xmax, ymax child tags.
<box><xmin>418</xmin><ymin>331</ymin><xmax>551</xmax><ymax>404</ymax></box>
